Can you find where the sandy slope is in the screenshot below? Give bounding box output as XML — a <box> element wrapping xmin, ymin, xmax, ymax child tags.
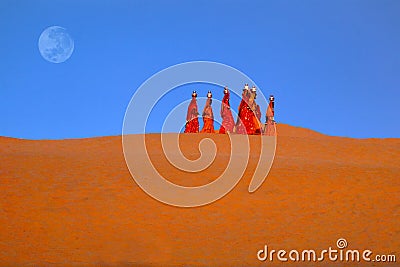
<box><xmin>0</xmin><ymin>124</ymin><xmax>399</xmax><ymax>266</ymax></box>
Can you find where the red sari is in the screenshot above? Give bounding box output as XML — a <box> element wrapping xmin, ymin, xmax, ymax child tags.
<box><xmin>235</xmin><ymin>91</ymin><xmax>250</xmax><ymax>134</ymax></box>
<box><xmin>236</xmin><ymin>90</ymin><xmax>261</xmax><ymax>134</ymax></box>
<box><xmin>243</xmin><ymin>105</ymin><xmax>257</xmax><ymax>135</ymax></box>
<box><xmin>236</xmin><ymin>94</ymin><xmax>262</xmax><ymax>135</ymax></box>
<box><xmin>184</xmin><ymin>97</ymin><xmax>199</xmax><ymax>133</ymax></box>
<box><xmin>219</xmin><ymin>91</ymin><xmax>235</xmax><ymax>134</ymax></box>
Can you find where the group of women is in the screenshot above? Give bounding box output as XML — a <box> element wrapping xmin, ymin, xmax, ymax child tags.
<box><xmin>184</xmin><ymin>84</ymin><xmax>276</xmax><ymax>136</ymax></box>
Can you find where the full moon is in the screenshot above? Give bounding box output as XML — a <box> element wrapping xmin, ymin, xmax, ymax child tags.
<box><xmin>38</xmin><ymin>26</ymin><xmax>74</xmax><ymax>63</ymax></box>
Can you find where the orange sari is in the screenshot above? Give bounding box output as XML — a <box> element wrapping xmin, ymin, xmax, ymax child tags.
<box><xmin>201</xmin><ymin>117</ymin><xmax>215</xmax><ymax>133</ymax></box>
<box><xmin>201</xmin><ymin>101</ymin><xmax>214</xmax><ymax>133</ymax></box>
<box><xmin>264</xmin><ymin>103</ymin><xmax>276</xmax><ymax>136</ymax></box>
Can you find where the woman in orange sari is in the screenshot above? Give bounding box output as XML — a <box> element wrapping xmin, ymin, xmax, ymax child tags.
<box><xmin>201</xmin><ymin>91</ymin><xmax>215</xmax><ymax>133</ymax></box>
<box><xmin>264</xmin><ymin>95</ymin><xmax>276</xmax><ymax>136</ymax></box>
<box><xmin>184</xmin><ymin>91</ymin><xmax>200</xmax><ymax>133</ymax></box>
<box><xmin>249</xmin><ymin>86</ymin><xmax>262</xmax><ymax>135</ymax></box>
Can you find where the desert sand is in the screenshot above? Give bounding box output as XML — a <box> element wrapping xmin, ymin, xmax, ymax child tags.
<box><xmin>0</xmin><ymin>124</ymin><xmax>399</xmax><ymax>266</ymax></box>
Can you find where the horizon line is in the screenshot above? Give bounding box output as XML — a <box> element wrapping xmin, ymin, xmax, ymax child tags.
<box><xmin>1</xmin><ymin>124</ymin><xmax>399</xmax><ymax>141</ymax></box>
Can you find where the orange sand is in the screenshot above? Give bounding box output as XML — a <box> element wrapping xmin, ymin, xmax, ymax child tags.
<box><xmin>0</xmin><ymin>124</ymin><xmax>399</xmax><ymax>266</ymax></box>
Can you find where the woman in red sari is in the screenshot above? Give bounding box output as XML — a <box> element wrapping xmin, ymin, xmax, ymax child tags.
<box><xmin>201</xmin><ymin>91</ymin><xmax>215</xmax><ymax>133</ymax></box>
<box><xmin>236</xmin><ymin>84</ymin><xmax>260</xmax><ymax>134</ymax></box>
<box><xmin>219</xmin><ymin>86</ymin><xmax>235</xmax><ymax>134</ymax></box>
<box><xmin>184</xmin><ymin>91</ymin><xmax>200</xmax><ymax>133</ymax></box>
<box><xmin>235</xmin><ymin>84</ymin><xmax>250</xmax><ymax>134</ymax></box>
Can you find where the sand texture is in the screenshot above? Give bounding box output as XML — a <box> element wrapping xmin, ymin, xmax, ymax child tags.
<box><xmin>1</xmin><ymin>124</ymin><xmax>399</xmax><ymax>266</ymax></box>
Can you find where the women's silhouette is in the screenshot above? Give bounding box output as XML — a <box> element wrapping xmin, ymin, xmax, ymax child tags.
<box><xmin>235</xmin><ymin>84</ymin><xmax>254</xmax><ymax>134</ymax></box>
<box><xmin>184</xmin><ymin>91</ymin><xmax>200</xmax><ymax>133</ymax></box>
<box><xmin>264</xmin><ymin>95</ymin><xmax>276</xmax><ymax>136</ymax></box>
<box><xmin>201</xmin><ymin>91</ymin><xmax>215</xmax><ymax>133</ymax></box>
<box><xmin>219</xmin><ymin>87</ymin><xmax>235</xmax><ymax>134</ymax></box>
<box><xmin>249</xmin><ymin>86</ymin><xmax>262</xmax><ymax>135</ymax></box>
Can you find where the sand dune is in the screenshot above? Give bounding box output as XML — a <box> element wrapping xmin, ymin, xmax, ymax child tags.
<box><xmin>0</xmin><ymin>124</ymin><xmax>399</xmax><ymax>266</ymax></box>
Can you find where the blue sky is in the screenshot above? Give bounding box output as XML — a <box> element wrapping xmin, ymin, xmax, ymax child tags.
<box><xmin>1</xmin><ymin>0</ymin><xmax>399</xmax><ymax>139</ymax></box>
